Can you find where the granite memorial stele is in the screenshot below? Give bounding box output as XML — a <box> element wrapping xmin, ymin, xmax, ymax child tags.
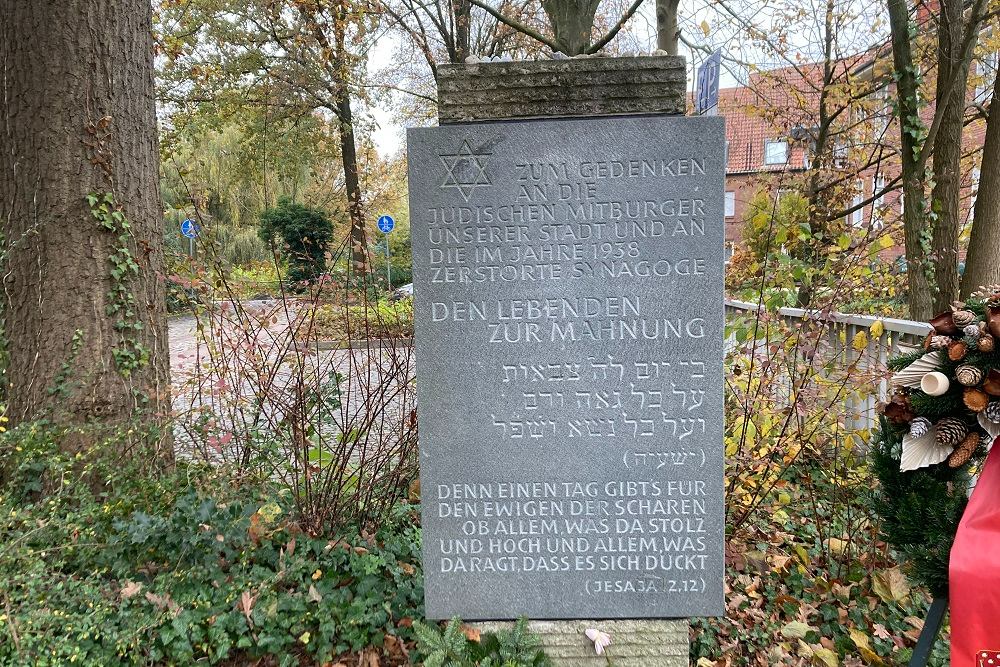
<box><xmin>408</xmin><ymin>115</ymin><xmax>725</xmax><ymax>620</ymax></box>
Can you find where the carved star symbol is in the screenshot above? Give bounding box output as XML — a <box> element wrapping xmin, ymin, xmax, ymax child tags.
<box><xmin>440</xmin><ymin>139</ymin><xmax>491</xmax><ymax>201</ymax></box>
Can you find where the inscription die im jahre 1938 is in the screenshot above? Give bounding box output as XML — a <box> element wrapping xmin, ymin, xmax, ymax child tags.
<box><xmin>407</xmin><ymin>116</ymin><xmax>726</xmax><ymax>620</ymax></box>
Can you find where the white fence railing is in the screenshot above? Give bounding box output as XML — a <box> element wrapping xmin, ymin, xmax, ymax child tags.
<box><xmin>725</xmin><ymin>299</ymin><xmax>931</xmax><ymax>433</ymax></box>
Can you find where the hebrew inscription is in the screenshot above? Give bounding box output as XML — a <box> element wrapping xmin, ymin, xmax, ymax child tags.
<box><xmin>408</xmin><ymin>116</ymin><xmax>725</xmax><ymax>620</ymax></box>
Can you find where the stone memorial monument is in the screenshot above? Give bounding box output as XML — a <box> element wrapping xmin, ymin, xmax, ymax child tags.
<box><xmin>408</xmin><ymin>56</ymin><xmax>724</xmax><ymax>665</ymax></box>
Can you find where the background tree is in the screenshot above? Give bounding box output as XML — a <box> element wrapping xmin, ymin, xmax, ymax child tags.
<box><xmin>158</xmin><ymin>0</ymin><xmax>376</xmax><ymax>275</ymax></box>
<box><xmin>0</xmin><ymin>1</ymin><xmax>171</xmax><ymax>451</ymax></box>
<box><xmin>887</xmin><ymin>0</ymin><xmax>994</xmax><ymax>317</ymax></box>
<box><xmin>258</xmin><ymin>198</ymin><xmax>336</xmax><ymax>285</ymax></box>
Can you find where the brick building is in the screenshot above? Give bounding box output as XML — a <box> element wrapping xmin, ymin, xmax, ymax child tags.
<box><xmin>714</xmin><ymin>50</ymin><xmax>994</xmax><ymax>263</ymax></box>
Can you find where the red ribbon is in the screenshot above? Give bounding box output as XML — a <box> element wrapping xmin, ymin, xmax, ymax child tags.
<box><xmin>950</xmin><ymin>437</ymin><xmax>1000</xmax><ymax>665</ymax></box>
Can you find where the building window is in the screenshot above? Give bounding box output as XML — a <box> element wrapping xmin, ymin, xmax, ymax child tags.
<box><xmin>852</xmin><ymin>180</ymin><xmax>865</xmax><ymax>227</ymax></box>
<box><xmin>873</xmin><ymin>176</ymin><xmax>887</xmax><ymax>224</ymax></box>
<box><xmin>725</xmin><ymin>242</ymin><xmax>736</xmax><ymax>264</ymax></box>
<box><xmin>725</xmin><ymin>191</ymin><xmax>736</xmax><ymax>217</ymax></box>
<box><xmin>764</xmin><ymin>139</ymin><xmax>789</xmax><ymax>165</ymax></box>
<box><xmin>976</xmin><ymin>50</ymin><xmax>998</xmax><ymax>102</ymax></box>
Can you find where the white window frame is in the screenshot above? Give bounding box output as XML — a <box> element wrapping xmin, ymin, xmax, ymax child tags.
<box><xmin>764</xmin><ymin>139</ymin><xmax>789</xmax><ymax>166</ymax></box>
<box><xmin>976</xmin><ymin>49</ymin><xmax>998</xmax><ymax>102</ymax></box>
<box><xmin>851</xmin><ymin>180</ymin><xmax>865</xmax><ymax>227</ymax></box>
<box><xmin>725</xmin><ymin>191</ymin><xmax>736</xmax><ymax>217</ymax></box>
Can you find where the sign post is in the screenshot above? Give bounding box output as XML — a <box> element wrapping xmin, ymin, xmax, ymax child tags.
<box><xmin>180</xmin><ymin>218</ymin><xmax>199</xmax><ymax>258</ymax></box>
<box><xmin>377</xmin><ymin>214</ymin><xmax>395</xmax><ymax>290</ymax></box>
<box><xmin>695</xmin><ymin>50</ymin><xmax>722</xmax><ymax>116</ymax></box>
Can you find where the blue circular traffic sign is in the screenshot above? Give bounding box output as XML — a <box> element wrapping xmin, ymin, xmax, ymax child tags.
<box><xmin>181</xmin><ymin>218</ymin><xmax>200</xmax><ymax>239</ymax></box>
<box><xmin>377</xmin><ymin>215</ymin><xmax>395</xmax><ymax>234</ymax></box>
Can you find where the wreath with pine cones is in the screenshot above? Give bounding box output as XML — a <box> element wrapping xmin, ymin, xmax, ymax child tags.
<box><xmin>871</xmin><ymin>285</ymin><xmax>1000</xmax><ymax>596</ymax></box>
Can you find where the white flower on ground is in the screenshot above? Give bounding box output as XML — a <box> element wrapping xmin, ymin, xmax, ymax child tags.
<box><xmin>585</xmin><ymin>628</ymin><xmax>611</xmax><ymax>655</ymax></box>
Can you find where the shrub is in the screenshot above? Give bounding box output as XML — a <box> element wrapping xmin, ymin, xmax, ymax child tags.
<box><xmin>0</xmin><ymin>422</ymin><xmax>425</xmax><ymax>666</ymax></box>
<box><xmin>258</xmin><ymin>198</ymin><xmax>334</xmax><ymax>285</ymax></box>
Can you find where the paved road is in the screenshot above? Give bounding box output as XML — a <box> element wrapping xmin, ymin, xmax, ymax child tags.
<box><xmin>168</xmin><ymin>303</ymin><xmax>415</xmax><ymax>464</ymax></box>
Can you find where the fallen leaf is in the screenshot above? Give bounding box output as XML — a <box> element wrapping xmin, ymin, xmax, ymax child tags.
<box><xmin>781</xmin><ymin>620</ymin><xmax>814</xmax><ymax>639</ymax></box>
<box><xmin>461</xmin><ymin>625</ymin><xmax>481</xmax><ymax>642</ymax></box>
<box><xmin>812</xmin><ymin>647</ymin><xmax>840</xmax><ymax>667</ymax></box>
<box><xmin>238</xmin><ymin>590</ymin><xmax>257</xmax><ymax>626</ymax></box>
<box><xmin>120</xmin><ymin>581</ymin><xmax>143</xmax><ymax>600</ymax></box>
<box><xmin>872</xmin><ymin>567</ymin><xmax>910</xmax><ymax>603</ymax></box>
<box><xmin>308</xmin><ymin>584</ymin><xmax>323</xmax><ymax>603</ymax></box>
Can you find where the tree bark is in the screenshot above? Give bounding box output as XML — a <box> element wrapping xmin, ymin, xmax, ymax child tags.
<box><xmin>961</xmin><ymin>78</ymin><xmax>1000</xmax><ymax>297</ymax></box>
<box><xmin>453</xmin><ymin>0</ymin><xmax>472</xmax><ymax>62</ymax></box>
<box><xmin>656</xmin><ymin>0</ymin><xmax>680</xmax><ymax>55</ymax></box>
<box><xmin>888</xmin><ymin>0</ymin><xmax>935</xmax><ymax>320</ymax></box>
<box><xmin>0</xmin><ymin>1</ymin><xmax>172</xmax><ymax>445</ymax></box>
<box><xmin>929</xmin><ymin>0</ymin><xmax>972</xmax><ymax>313</ymax></box>
<box><xmin>540</xmin><ymin>0</ymin><xmax>601</xmax><ymax>54</ymax></box>
<box><xmin>336</xmin><ymin>90</ymin><xmax>369</xmax><ymax>277</ymax></box>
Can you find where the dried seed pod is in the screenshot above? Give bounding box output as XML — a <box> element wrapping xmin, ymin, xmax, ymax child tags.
<box><xmin>965</xmin><ymin>324</ymin><xmax>982</xmax><ymax>338</ymax></box>
<box><xmin>964</xmin><ymin>388</ymin><xmax>990</xmax><ymax>412</ymax></box>
<box><xmin>979</xmin><ymin>334</ymin><xmax>995</xmax><ymax>353</ymax></box>
<box><xmin>930</xmin><ymin>311</ymin><xmax>960</xmax><ymax>336</ymax></box>
<box><xmin>986</xmin><ymin>401</ymin><xmax>1000</xmax><ymax>423</ymax></box>
<box><xmin>881</xmin><ymin>393</ymin><xmax>915</xmax><ymax>424</ymax></box>
<box><xmin>949</xmin><ymin>340</ymin><xmax>969</xmax><ymax>361</ymax></box>
<box><xmin>956</xmin><ymin>364</ymin><xmax>985</xmax><ymax>386</ymax></box>
<box><xmin>985</xmin><ymin>369</ymin><xmax>1000</xmax><ymax>396</ymax></box>
<box><xmin>989</xmin><ymin>308</ymin><xmax>1000</xmax><ymax>339</ymax></box>
<box><xmin>936</xmin><ymin>417</ymin><xmax>969</xmax><ymax>447</ymax></box>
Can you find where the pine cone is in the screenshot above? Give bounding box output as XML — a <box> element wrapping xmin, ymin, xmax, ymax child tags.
<box><xmin>909</xmin><ymin>416</ymin><xmax>932</xmax><ymax>437</ymax></box>
<box><xmin>949</xmin><ymin>340</ymin><xmax>969</xmax><ymax>361</ymax></box>
<box><xmin>964</xmin><ymin>324</ymin><xmax>982</xmax><ymax>338</ymax></box>
<box><xmin>956</xmin><ymin>364</ymin><xmax>984</xmax><ymax>386</ymax></box>
<box><xmin>964</xmin><ymin>388</ymin><xmax>990</xmax><ymax>412</ymax></box>
<box><xmin>936</xmin><ymin>417</ymin><xmax>969</xmax><ymax>447</ymax></box>
<box><xmin>953</xmin><ymin>310</ymin><xmax>978</xmax><ymax>327</ymax></box>
<box><xmin>931</xmin><ymin>335</ymin><xmax>953</xmax><ymax>350</ymax></box>
<box><xmin>979</xmin><ymin>334</ymin><xmax>995</xmax><ymax>353</ymax></box>
<box><xmin>986</xmin><ymin>401</ymin><xmax>1000</xmax><ymax>423</ymax></box>
<box><xmin>948</xmin><ymin>432</ymin><xmax>980</xmax><ymax>468</ymax></box>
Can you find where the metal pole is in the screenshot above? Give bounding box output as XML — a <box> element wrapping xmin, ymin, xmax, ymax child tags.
<box><xmin>385</xmin><ymin>234</ymin><xmax>391</xmax><ymax>292</ymax></box>
<box><xmin>908</xmin><ymin>597</ymin><xmax>947</xmax><ymax>667</ymax></box>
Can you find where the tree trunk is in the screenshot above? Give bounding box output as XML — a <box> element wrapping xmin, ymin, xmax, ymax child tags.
<box><xmin>0</xmin><ymin>1</ymin><xmax>172</xmax><ymax>447</ymax></box>
<box><xmin>656</xmin><ymin>0</ymin><xmax>680</xmax><ymax>55</ymax></box>
<box><xmin>337</xmin><ymin>90</ymin><xmax>369</xmax><ymax>277</ymax></box>
<box><xmin>929</xmin><ymin>0</ymin><xmax>971</xmax><ymax>313</ymax></box>
<box><xmin>961</xmin><ymin>79</ymin><xmax>1000</xmax><ymax>297</ymax></box>
<box><xmin>331</xmin><ymin>5</ymin><xmax>368</xmax><ymax>277</ymax></box>
<box><xmin>540</xmin><ymin>0</ymin><xmax>601</xmax><ymax>54</ymax></box>
<box><xmin>453</xmin><ymin>0</ymin><xmax>472</xmax><ymax>62</ymax></box>
<box><xmin>888</xmin><ymin>0</ymin><xmax>935</xmax><ymax>320</ymax></box>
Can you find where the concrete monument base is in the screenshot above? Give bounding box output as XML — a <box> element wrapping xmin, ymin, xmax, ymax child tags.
<box><xmin>472</xmin><ymin>619</ymin><xmax>689</xmax><ymax>666</ymax></box>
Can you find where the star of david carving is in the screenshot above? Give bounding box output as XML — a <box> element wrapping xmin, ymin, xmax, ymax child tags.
<box><xmin>440</xmin><ymin>139</ymin><xmax>491</xmax><ymax>201</ymax></box>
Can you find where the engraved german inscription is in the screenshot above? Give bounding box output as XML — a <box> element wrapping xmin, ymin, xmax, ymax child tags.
<box><xmin>408</xmin><ymin>116</ymin><xmax>725</xmax><ymax>620</ymax></box>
